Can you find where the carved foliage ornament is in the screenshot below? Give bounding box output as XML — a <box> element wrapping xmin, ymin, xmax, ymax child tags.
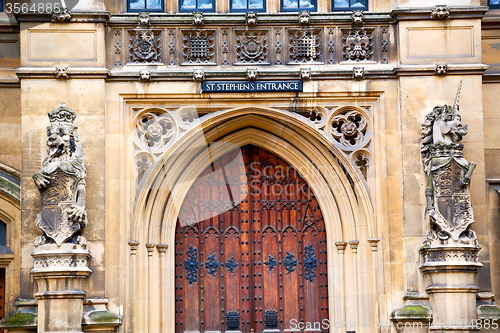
<box><xmin>129</xmin><ymin>30</ymin><xmax>162</xmax><ymax>64</ymax></box>
<box><xmin>342</xmin><ymin>29</ymin><xmax>374</xmax><ymax>62</ymax></box>
<box><xmin>235</xmin><ymin>30</ymin><xmax>268</xmax><ymax>63</ymax></box>
<box><xmin>32</xmin><ymin>102</ymin><xmax>87</xmax><ymax>246</ymax></box>
<box><xmin>421</xmin><ymin>82</ymin><xmax>477</xmax><ymax>244</ymax></box>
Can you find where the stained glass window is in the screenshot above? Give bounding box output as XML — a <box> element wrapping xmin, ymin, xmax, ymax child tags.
<box><xmin>180</xmin><ymin>0</ymin><xmax>214</xmax><ymax>12</ymax></box>
<box><xmin>333</xmin><ymin>0</ymin><xmax>367</xmax><ymax>10</ymax></box>
<box><xmin>231</xmin><ymin>0</ymin><xmax>264</xmax><ymax>12</ymax></box>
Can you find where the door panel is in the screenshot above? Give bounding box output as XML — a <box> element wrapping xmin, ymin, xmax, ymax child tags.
<box><xmin>175</xmin><ymin>145</ymin><xmax>328</xmax><ymax>333</ymax></box>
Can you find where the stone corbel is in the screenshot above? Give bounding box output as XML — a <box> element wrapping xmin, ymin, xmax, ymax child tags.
<box><xmin>353</xmin><ymin>66</ymin><xmax>364</xmax><ymax>79</ymax></box>
<box><xmin>193</xmin><ymin>11</ymin><xmax>204</xmax><ymax>25</ymax></box>
<box><xmin>128</xmin><ymin>241</ymin><xmax>140</xmax><ymax>256</ymax></box>
<box><xmin>351</xmin><ymin>10</ymin><xmax>363</xmax><ymax>25</ymax></box>
<box><xmin>298</xmin><ymin>11</ymin><xmax>310</xmax><ymax>25</ymax></box>
<box><xmin>245</xmin><ymin>11</ymin><xmax>257</xmax><ymax>25</ymax></box>
<box><xmin>431</xmin><ymin>5</ymin><xmax>450</xmax><ymax>19</ymax></box>
<box><xmin>246</xmin><ymin>68</ymin><xmax>258</xmax><ymax>80</ymax></box>
<box><xmin>299</xmin><ymin>68</ymin><xmax>311</xmax><ymax>80</ymax></box>
<box><xmin>140</xmin><ymin>69</ymin><xmax>151</xmax><ymax>82</ymax></box>
<box><xmin>367</xmin><ymin>238</ymin><xmax>380</xmax><ymax>251</ymax></box>
<box><xmin>335</xmin><ymin>241</ymin><xmax>348</xmax><ymax>254</ymax></box>
<box><xmin>138</xmin><ymin>11</ymin><xmax>150</xmax><ymax>26</ymax></box>
<box><xmin>193</xmin><ymin>68</ymin><xmax>205</xmax><ymax>81</ymax></box>
<box><xmin>348</xmin><ymin>240</ymin><xmax>359</xmax><ymax>253</ymax></box>
<box><xmin>55</xmin><ymin>65</ymin><xmax>69</xmax><ymax>79</ymax></box>
<box><xmin>52</xmin><ymin>9</ymin><xmax>72</xmax><ymax>22</ymax></box>
<box><xmin>434</xmin><ymin>63</ymin><xmax>448</xmax><ymax>75</ymax></box>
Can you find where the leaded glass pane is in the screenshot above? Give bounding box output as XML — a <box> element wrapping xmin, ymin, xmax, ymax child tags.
<box><xmin>181</xmin><ymin>0</ymin><xmax>196</xmax><ymax>9</ymax></box>
<box><xmin>249</xmin><ymin>0</ymin><xmax>263</xmax><ymax>9</ymax></box>
<box><xmin>232</xmin><ymin>0</ymin><xmax>246</xmax><ymax>8</ymax></box>
<box><xmin>146</xmin><ymin>0</ymin><xmax>161</xmax><ymax>9</ymax></box>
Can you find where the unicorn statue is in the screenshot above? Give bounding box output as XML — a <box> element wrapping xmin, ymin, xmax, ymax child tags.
<box><xmin>420</xmin><ymin>82</ymin><xmax>477</xmax><ymax>245</ymax></box>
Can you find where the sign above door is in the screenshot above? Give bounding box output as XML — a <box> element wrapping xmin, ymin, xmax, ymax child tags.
<box><xmin>201</xmin><ymin>81</ymin><xmax>303</xmax><ymax>93</ymax></box>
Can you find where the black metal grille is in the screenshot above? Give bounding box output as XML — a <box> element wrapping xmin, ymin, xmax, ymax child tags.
<box><xmin>226</xmin><ymin>311</ymin><xmax>240</xmax><ymax>331</ymax></box>
<box><xmin>265</xmin><ymin>310</ymin><xmax>278</xmax><ymax>329</ymax></box>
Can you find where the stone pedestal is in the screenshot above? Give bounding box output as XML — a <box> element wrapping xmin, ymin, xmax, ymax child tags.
<box><xmin>420</xmin><ymin>245</ymin><xmax>482</xmax><ymax>332</ymax></box>
<box><xmin>31</xmin><ymin>243</ymin><xmax>92</xmax><ymax>333</ymax></box>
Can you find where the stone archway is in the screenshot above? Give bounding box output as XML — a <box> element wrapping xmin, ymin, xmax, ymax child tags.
<box><xmin>130</xmin><ymin>112</ymin><xmax>380</xmax><ymax>333</ymax></box>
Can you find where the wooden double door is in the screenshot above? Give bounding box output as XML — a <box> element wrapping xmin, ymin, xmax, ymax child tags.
<box><xmin>175</xmin><ymin>145</ymin><xmax>329</xmax><ymax>333</ymax></box>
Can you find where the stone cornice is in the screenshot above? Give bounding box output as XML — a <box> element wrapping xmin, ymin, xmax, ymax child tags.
<box><xmin>14</xmin><ymin>64</ymin><xmax>489</xmax><ymax>81</ymax></box>
<box><xmin>391</xmin><ymin>6</ymin><xmax>488</xmax><ymax>21</ymax></box>
<box><xmin>107</xmin><ymin>12</ymin><xmax>393</xmax><ymax>25</ymax></box>
<box><xmin>15</xmin><ymin>67</ymin><xmax>110</xmax><ymax>79</ymax></box>
<box><xmin>13</xmin><ymin>10</ymin><xmax>110</xmax><ymax>23</ymax></box>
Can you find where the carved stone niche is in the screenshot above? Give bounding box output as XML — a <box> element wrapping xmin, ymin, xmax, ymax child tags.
<box><xmin>235</xmin><ymin>29</ymin><xmax>269</xmax><ymax>64</ymax></box>
<box><xmin>287</xmin><ymin>28</ymin><xmax>322</xmax><ymax>64</ymax></box>
<box><xmin>182</xmin><ymin>29</ymin><xmax>216</xmax><ymax>64</ymax></box>
<box><xmin>128</xmin><ymin>29</ymin><xmax>162</xmax><ymax>64</ymax></box>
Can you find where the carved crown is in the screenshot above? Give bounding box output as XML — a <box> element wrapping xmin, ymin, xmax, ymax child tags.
<box><xmin>48</xmin><ymin>101</ymin><xmax>76</xmax><ymax>126</ymax></box>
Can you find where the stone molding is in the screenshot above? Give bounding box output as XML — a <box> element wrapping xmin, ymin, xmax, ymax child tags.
<box><xmin>31</xmin><ymin>243</ymin><xmax>92</xmax><ymax>275</ymax></box>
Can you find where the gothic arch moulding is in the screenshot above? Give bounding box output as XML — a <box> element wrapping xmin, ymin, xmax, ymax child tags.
<box><xmin>126</xmin><ymin>107</ymin><xmax>383</xmax><ymax>333</ymax></box>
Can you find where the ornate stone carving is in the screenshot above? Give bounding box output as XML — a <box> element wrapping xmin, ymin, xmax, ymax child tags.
<box><xmin>52</xmin><ymin>9</ymin><xmax>71</xmax><ymax>22</ymax></box>
<box><xmin>193</xmin><ymin>11</ymin><xmax>204</xmax><ymax>25</ymax></box>
<box><xmin>138</xmin><ymin>12</ymin><xmax>150</xmax><ymax>26</ymax></box>
<box><xmin>351</xmin><ymin>10</ymin><xmax>363</xmax><ymax>25</ymax></box>
<box><xmin>421</xmin><ymin>82</ymin><xmax>477</xmax><ymax>245</ymax></box>
<box><xmin>288</xmin><ymin>29</ymin><xmax>321</xmax><ymax>63</ymax></box>
<box><xmin>136</xmin><ymin>111</ymin><xmax>176</xmax><ymax>151</ymax></box>
<box><xmin>193</xmin><ymin>68</ymin><xmax>205</xmax><ymax>81</ymax></box>
<box><xmin>246</xmin><ymin>68</ymin><xmax>258</xmax><ymax>80</ymax></box>
<box><xmin>431</xmin><ymin>5</ymin><xmax>450</xmax><ymax>19</ymax></box>
<box><xmin>435</xmin><ymin>63</ymin><xmax>448</xmax><ymax>75</ymax></box>
<box><xmin>140</xmin><ymin>69</ymin><xmax>151</xmax><ymax>82</ymax></box>
<box><xmin>235</xmin><ymin>30</ymin><xmax>268</xmax><ymax>63</ymax></box>
<box><xmin>352</xmin><ymin>150</ymin><xmax>369</xmax><ymax>178</ymax></box>
<box><xmin>32</xmin><ymin>102</ymin><xmax>87</xmax><ymax>246</ymax></box>
<box><xmin>342</xmin><ymin>29</ymin><xmax>374</xmax><ymax>62</ymax></box>
<box><xmin>128</xmin><ymin>30</ymin><xmax>162</xmax><ymax>64</ymax></box>
<box><xmin>353</xmin><ymin>66</ymin><xmax>364</xmax><ymax>79</ymax></box>
<box><xmin>300</xmin><ymin>67</ymin><xmax>311</xmax><ymax>80</ymax></box>
<box><xmin>182</xmin><ymin>30</ymin><xmax>215</xmax><ymax>64</ymax></box>
<box><xmin>421</xmin><ymin>247</ymin><xmax>480</xmax><ymax>264</ymax></box>
<box><xmin>299</xmin><ymin>11</ymin><xmax>310</xmax><ymax>25</ymax></box>
<box><xmin>330</xmin><ymin>108</ymin><xmax>369</xmax><ymax>151</ymax></box>
<box><xmin>245</xmin><ymin>11</ymin><xmax>258</xmax><ymax>25</ymax></box>
<box><xmin>55</xmin><ymin>65</ymin><xmax>69</xmax><ymax>79</ymax></box>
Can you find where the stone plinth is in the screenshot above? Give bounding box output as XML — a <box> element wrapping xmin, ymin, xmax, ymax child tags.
<box><xmin>420</xmin><ymin>245</ymin><xmax>482</xmax><ymax>332</ymax></box>
<box><xmin>31</xmin><ymin>243</ymin><xmax>92</xmax><ymax>333</ymax></box>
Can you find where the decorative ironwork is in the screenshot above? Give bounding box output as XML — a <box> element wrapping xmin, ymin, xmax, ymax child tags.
<box><xmin>342</xmin><ymin>29</ymin><xmax>373</xmax><ymax>62</ymax></box>
<box><xmin>264</xmin><ymin>254</ymin><xmax>277</xmax><ymax>271</ymax></box>
<box><xmin>283</xmin><ymin>251</ymin><xmax>297</xmax><ymax>274</ymax></box>
<box><xmin>235</xmin><ymin>30</ymin><xmax>268</xmax><ymax>63</ymax></box>
<box><xmin>129</xmin><ymin>30</ymin><xmax>162</xmax><ymax>64</ymax></box>
<box><xmin>265</xmin><ymin>310</ymin><xmax>279</xmax><ymax>329</ymax></box>
<box><xmin>226</xmin><ymin>257</ymin><xmax>238</xmax><ymax>273</ymax></box>
<box><xmin>205</xmin><ymin>253</ymin><xmax>220</xmax><ymax>276</ymax></box>
<box><xmin>184</xmin><ymin>245</ymin><xmax>199</xmax><ymax>285</ymax></box>
<box><xmin>288</xmin><ymin>29</ymin><xmax>321</xmax><ymax>63</ymax></box>
<box><xmin>182</xmin><ymin>30</ymin><xmax>215</xmax><ymax>64</ymax></box>
<box><xmin>304</xmin><ymin>243</ymin><xmax>318</xmax><ymax>282</ymax></box>
<box><xmin>226</xmin><ymin>311</ymin><xmax>240</xmax><ymax>331</ymax></box>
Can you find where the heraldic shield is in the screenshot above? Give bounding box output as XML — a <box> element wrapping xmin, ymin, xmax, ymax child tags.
<box><xmin>432</xmin><ymin>159</ymin><xmax>474</xmax><ymax>241</ymax></box>
<box><xmin>38</xmin><ymin>168</ymin><xmax>82</xmax><ymax>246</ymax></box>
